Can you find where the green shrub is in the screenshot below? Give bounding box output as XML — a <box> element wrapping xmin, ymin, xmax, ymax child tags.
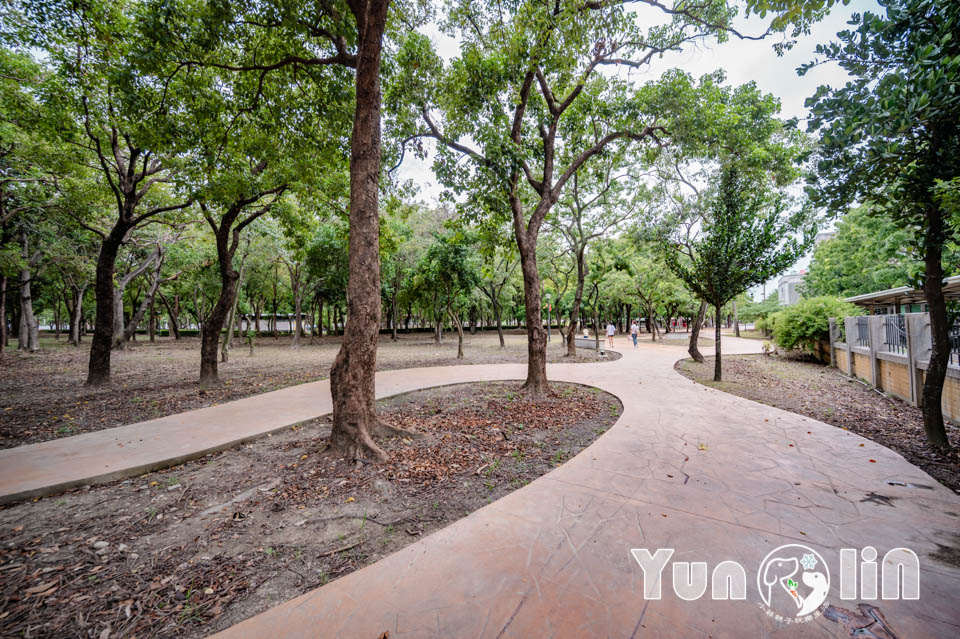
<box><xmin>772</xmin><ymin>296</ymin><xmax>858</xmax><ymax>352</ymax></box>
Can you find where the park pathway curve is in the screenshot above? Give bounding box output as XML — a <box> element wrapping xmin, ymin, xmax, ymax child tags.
<box><xmin>3</xmin><ymin>337</ymin><xmax>960</xmax><ymax>637</ymax></box>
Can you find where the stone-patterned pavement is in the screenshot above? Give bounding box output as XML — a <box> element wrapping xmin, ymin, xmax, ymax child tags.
<box><xmin>3</xmin><ymin>336</ymin><xmax>959</xmax><ymax>637</ymax></box>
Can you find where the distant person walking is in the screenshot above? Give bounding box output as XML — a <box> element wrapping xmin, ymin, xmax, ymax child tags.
<box><xmin>630</xmin><ymin>320</ymin><xmax>639</xmax><ymax>348</ymax></box>
<box><xmin>606</xmin><ymin>321</ymin><xmax>616</xmax><ymax>348</ymax></box>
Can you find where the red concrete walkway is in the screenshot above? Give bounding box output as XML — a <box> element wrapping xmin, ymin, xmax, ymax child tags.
<box><xmin>3</xmin><ymin>337</ymin><xmax>960</xmax><ymax>637</ymax></box>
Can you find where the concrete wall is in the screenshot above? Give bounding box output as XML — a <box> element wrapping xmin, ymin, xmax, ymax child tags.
<box><xmin>831</xmin><ymin>312</ymin><xmax>960</xmax><ymax>422</ymax></box>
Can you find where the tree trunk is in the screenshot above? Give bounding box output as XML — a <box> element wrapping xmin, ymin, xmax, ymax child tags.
<box><xmin>689</xmin><ymin>300</ymin><xmax>707</xmax><ymax>363</ymax></box>
<box><xmin>291</xmin><ymin>292</ymin><xmax>302</xmax><ymax>347</ymax></box>
<box><xmin>567</xmin><ymin>248</ymin><xmax>585</xmax><ymax>357</ymax></box>
<box><xmin>121</xmin><ymin>262</ymin><xmax>164</xmax><ymax>345</ymax></box>
<box><xmin>0</xmin><ymin>274</ymin><xmax>7</xmax><ymax>358</ymax></box>
<box><xmin>518</xmin><ymin>237</ymin><xmax>548</xmax><ymax>394</ymax></box>
<box><xmin>328</xmin><ymin>0</ymin><xmax>402</xmax><ymax>462</ymax></box>
<box><xmin>390</xmin><ymin>292</ymin><xmax>398</xmax><ymax>341</ymax></box>
<box><xmin>199</xmin><ymin>270</ymin><xmax>239</xmax><ymax>388</ymax></box>
<box><xmin>148</xmin><ymin>295</ymin><xmax>156</xmax><ymax>342</ymax></box>
<box><xmin>18</xmin><ymin>234</ymin><xmax>39</xmax><ymax>352</ymax></box>
<box><xmin>53</xmin><ymin>299</ymin><xmax>61</xmax><ymax>341</ymax></box>
<box><xmin>921</xmin><ymin>212</ymin><xmax>951</xmax><ymax>448</ymax></box>
<box><xmin>494</xmin><ymin>298</ymin><xmax>505</xmax><ymax>347</ymax></box>
<box><xmin>87</xmin><ymin>228</ymin><xmax>126</xmax><ymax>384</ymax></box>
<box><xmin>449</xmin><ymin>305</ymin><xmax>464</xmax><ymax>358</ymax></box>
<box><xmin>713</xmin><ymin>304</ymin><xmax>723</xmax><ymax>382</ymax></box>
<box><xmin>733</xmin><ymin>300</ymin><xmax>740</xmax><ymax>337</ymax></box>
<box><xmin>160</xmin><ymin>293</ymin><xmax>180</xmax><ymax>340</ymax></box>
<box><xmin>68</xmin><ymin>284</ymin><xmax>86</xmax><ymax>346</ymax></box>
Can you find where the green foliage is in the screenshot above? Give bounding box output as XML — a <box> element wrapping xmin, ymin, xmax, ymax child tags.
<box><xmin>738</xmin><ymin>291</ymin><xmax>780</xmax><ymax>323</ymax></box>
<box><xmin>771</xmin><ymin>296</ymin><xmax>858</xmax><ymax>352</ymax></box>
<box><xmin>804</xmin><ymin>0</ymin><xmax>960</xmax><ymax>255</ymax></box>
<box><xmin>662</xmin><ymin>164</ymin><xmax>816</xmax><ymax>311</ymax></box>
<box><xmin>804</xmin><ymin>206</ymin><xmax>935</xmax><ymax>297</ymax></box>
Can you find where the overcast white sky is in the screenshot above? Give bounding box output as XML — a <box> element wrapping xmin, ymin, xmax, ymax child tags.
<box><xmin>395</xmin><ymin>0</ymin><xmax>883</xmax><ymax>301</ymax></box>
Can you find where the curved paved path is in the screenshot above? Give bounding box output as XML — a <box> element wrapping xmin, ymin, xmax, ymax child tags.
<box><xmin>4</xmin><ymin>337</ymin><xmax>960</xmax><ymax>637</ymax></box>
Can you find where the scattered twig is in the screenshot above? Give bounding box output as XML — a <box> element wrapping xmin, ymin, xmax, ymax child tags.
<box><xmin>319</xmin><ymin>540</ymin><xmax>360</xmax><ymax>557</ymax></box>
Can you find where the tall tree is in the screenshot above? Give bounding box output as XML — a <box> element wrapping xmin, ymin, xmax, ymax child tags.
<box><xmin>397</xmin><ymin>0</ymin><xmax>828</xmax><ymax>394</ymax></box>
<box><xmin>21</xmin><ymin>0</ymin><xmax>195</xmax><ymax>384</ymax></box>
<box><xmin>803</xmin><ymin>0</ymin><xmax>960</xmax><ymax>448</ymax></box>
<box><xmin>663</xmin><ymin>164</ymin><xmax>815</xmax><ymax>381</ymax></box>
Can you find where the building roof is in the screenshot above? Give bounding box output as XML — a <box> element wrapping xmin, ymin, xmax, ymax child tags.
<box><xmin>843</xmin><ymin>275</ymin><xmax>960</xmax><ymax>307</ymax></box>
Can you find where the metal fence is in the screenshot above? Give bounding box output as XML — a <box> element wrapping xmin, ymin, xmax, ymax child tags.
<box><xmin>856</xmin><ymin>317</ymin><xmax>870</xmax><ymax>347</ymax></box>
<box><xmin>950</xmin><ymin>320</ymin><xmax>960</xmax><ymax>365</ymax></box>
<box><xmin>883</xmin><ymin>314</ymin><xmax>907</xmax><ymax>354</ymax></box>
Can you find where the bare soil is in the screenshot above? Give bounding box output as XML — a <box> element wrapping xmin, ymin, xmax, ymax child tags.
<box><xmin>0</xmin><ymin>381</ymin><xmax>621</xmax><ymax>639</ymax></box>
<box><xmin>0</xmin><ymin>332</ymin><xmax>617</xmax><ymax>450</ymax></box>
<box><xmin>677</xmin><ymin>354</ymin><xmax>960</xmax><ymax>495</ymax></box>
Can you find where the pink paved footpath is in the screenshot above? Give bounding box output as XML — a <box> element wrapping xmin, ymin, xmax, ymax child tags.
<box><xmin>3</xmin><ymin>337</ymin><xmax>960</xmax><ymax>637</ymax></box>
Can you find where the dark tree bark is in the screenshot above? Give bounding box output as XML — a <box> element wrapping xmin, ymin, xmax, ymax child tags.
<box><xmin>688</xmin><ymin>300</ymin><xmax>707</xmax><ymax>363</ymax></box>
<box><xmin>87</xmin><ymin>230</ymin><xmax>125</xmax><ymax>383</ymax></box>
<box><xmin>713</xmin><ymin>303</ymin><xmax>723</xmax><ymax>382</ymax></box>
<box><xmin>921</xmin><ymin>210</ymin><xmax>951</xmax><ymax>448</ymax></box>
<box><xmin>329</xmin><ymin>0</ymin><xmax>421</xmax><ymax>461</ymax></box>
<box><xmin>516</xmin><ymin>221</ymin><xmax>549</xmax><ymax>393</ymax></box>
<box><xmin>198</xmin><ymin>193</ymin><xmax>280</xmax><ymax>387</ymax></box>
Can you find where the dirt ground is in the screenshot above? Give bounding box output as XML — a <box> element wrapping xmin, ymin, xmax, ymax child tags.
<box><xmin>0</xmin><ymin>380</ymin><xmax>621</xmax><ymax>638</ymax></box>
<box><xmin>0</xmin><ymin>331</ymin><xmax>617</xmax><ymax>450</ymax></box>
<box><xmin>678</xmin><ymin>354</ymin><xmax>960</xmax><ymax>495</ymax></box>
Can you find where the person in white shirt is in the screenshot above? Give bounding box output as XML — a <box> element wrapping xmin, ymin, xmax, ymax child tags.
<box><xmin>630</xmin><ymin>320</ymin><xmax>639</xmax><ymax>348</ymax></box>
<box><xmin>606</xmin><ymin>321</ymin><xmax>616</xmax><ymax>347</ymax></box>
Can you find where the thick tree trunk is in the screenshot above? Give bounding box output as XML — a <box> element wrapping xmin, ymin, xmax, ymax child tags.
<box><xmin>199</xmin><ymin>271</ymin><xmax>238</xmax><ymax>387</ymax></box>
<box><xmin>329</xmin><ymin>0</ymin><xmax>409</xmax><ymax>462</ymax></box>
<box><xmin>87</xmin><ymin>229</ymin><xmax>125</xmax><ymax>384</ymax></box>
<box><xmin>689</xmin><ymin>300</ymin><xmax>707</xmax><ymax>363</ymax></box>
<box><xmin>713</xmin><ymin>304</ymin><xmax>722</xmax><ymax>382</ymax></box>
<box><xmin>920</xmin><ymin>213</ymin><xmax>951</xmax><ymax>449</ymax></box>
<box><xmin>518</xmin><ymin>237</ymin><xmax>548</xmax><ymax>394</ymax></box>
